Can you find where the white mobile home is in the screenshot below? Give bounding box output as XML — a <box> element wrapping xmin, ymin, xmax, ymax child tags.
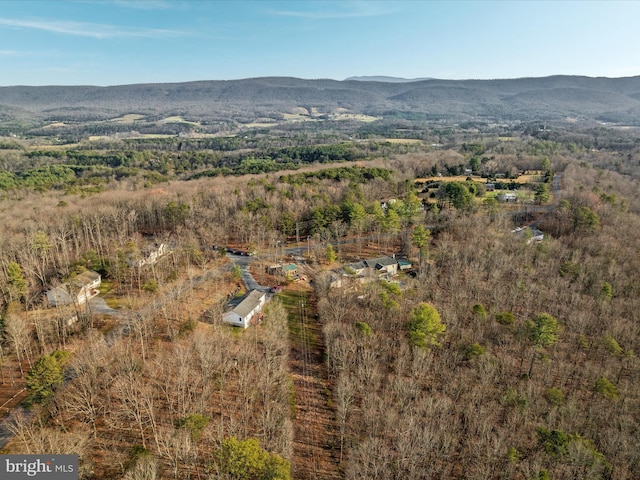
<box><xmin>223</xmin><ymin>290</ymin><xmax>267</xmax><ymax>328</ymax></box>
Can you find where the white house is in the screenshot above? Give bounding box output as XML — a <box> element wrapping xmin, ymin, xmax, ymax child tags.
<box><xmin>46</xmin><ymin>270</ymin><xmax>101</xmax><ymax>307</ymax></box>
<box><xmin>497</xmin><ymin>192</ymin><xmax>517</xmax><ymax>202</ymax></box>
<box><xmin>223</xmin><ymin>290</ymin><xmax>267</xmax><ymax>328</ymax></box>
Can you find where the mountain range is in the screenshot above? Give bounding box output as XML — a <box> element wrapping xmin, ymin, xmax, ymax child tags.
<box><xmin>1</xmin><ymin>75</ymin><xmax>640</xmax><ymax>125</ymax></box>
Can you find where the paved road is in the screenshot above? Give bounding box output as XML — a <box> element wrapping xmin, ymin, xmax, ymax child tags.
<box><xmin>226</xmin><ymin>253</ymin><xmax>270</xmax><ymax>293</ymax></box>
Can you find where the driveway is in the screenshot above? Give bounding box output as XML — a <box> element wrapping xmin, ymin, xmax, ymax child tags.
<box><xmin>226</xmin><ymin>253</ymin><xmax>270</xmax><ymax>293</ymax></box>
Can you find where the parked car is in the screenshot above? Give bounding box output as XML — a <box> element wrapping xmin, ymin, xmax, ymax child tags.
<box><xmin>271</xmin><ymin>285</ymin><xmax>283</xmax><ymax>293</ymax></box>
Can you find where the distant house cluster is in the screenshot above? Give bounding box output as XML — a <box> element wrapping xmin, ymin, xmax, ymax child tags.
<box><xmin>46</xmin><ymin>270</ymin><xmax>101</xmax><ymax>307</ymax></box>
<box><xmin>336</xmin><ymin>255</ymin><xmax>412</xmax><ymax>286</ymax></box>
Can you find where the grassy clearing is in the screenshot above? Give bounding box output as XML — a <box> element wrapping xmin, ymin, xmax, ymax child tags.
<box><xmin>382</xmin><ymin>138</ymin><xmax>424</xmax><ymax>144</ymax></box>
<box><xmin>29</xmin><ymin>143</ymin><xmax>81</xmax><ymax>151</ymax></box>
<box><xmin>241</xmin><ymin>122</ymin><xmax>278</xmax><ymax>128</ymax></box>
<box><xmin>282</xmin><ymin>113</ymin><xmax>320</xmax><ymax>122</ymax></box>
<box><xmin>277</xmin><ymin>289</ymin><xmax>315</xmax><ymax>347</ymax></box>
<box><xmin>108</xmin><ymin>114</ymin><xmax>145</xmax><ymax>123</ymax></box>
<box><xmin>159</xmin><ymin>116</ymin><xmax>199</xmax><ymax>125</ymax></box>
<box><xmin>330</xmin><ymin>113</ymin><xmax>379</xmax><ymax>122</ymax></box>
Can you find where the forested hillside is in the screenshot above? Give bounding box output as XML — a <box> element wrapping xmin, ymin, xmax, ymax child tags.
<box><xmin>1</xmin><ymin>75</ymin><xmax>640</xmax><ymax>129</ymax></box>
<box><xmin>1</xmin><ymin>118</ymin><xmax>640</xmax><ymax>479</ymax></box>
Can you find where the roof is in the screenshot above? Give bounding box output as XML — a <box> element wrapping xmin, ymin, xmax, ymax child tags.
<box><xmin>365</xmin><ymin>256</ymin><xmax>397</xmax><ymax>268</ymax></box>
<box><xmin>69</xmin><ymin>270</ymin><xmax>101</xmax><ymax>288</ymax></box>
<box><xmin>346</xmin><ymin>261</ymin><xmax>367</xmax><ymax>272</ymax></box>
<box><xmin>283</xmin><ymin>264</ymin><xmax>297</xmax><ymax>272</ymax></box>
<box><xmin>397</xmin><ymin>258</ymin><xmax>412</xmax><ymax>267</ymax></box>
<box><xmin>46</xmin><ymin>285</ymin><xmax>74</xmax><ymax>305</ymax></box>
<box><xmin>232</xmin><ymin>290</ymin><xmax>266</xmax><ymax>318</ymax></box>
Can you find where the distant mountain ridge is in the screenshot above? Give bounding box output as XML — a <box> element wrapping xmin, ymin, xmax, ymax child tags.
<box><xmin>1</xmin><ymin>75</ymin><xmax>639</xmax><ymax>125</ymax></box>
<box><xmin>344</xmin><ymin>76</ymin><xmax>433</xmax><ymax>83</ymax></box>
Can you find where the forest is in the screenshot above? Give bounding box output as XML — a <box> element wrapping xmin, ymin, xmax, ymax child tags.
<box><xmin>0</xmin><ymin>117</ymin><xmax>639</xmax><ymax>480</ymax></box>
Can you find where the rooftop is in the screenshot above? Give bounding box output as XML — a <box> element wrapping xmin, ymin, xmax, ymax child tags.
<box><xmin>232</xmin><ymin>290</ymin><xmax>266</xmax><ymax>318</ymax></box>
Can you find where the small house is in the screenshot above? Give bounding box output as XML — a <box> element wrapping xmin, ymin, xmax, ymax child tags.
<box><xmin>283</xmin><ymin>264</ymin><xmax>298</xmax><ymax>278</ymax></box>
<box><xmin>365</xmin><ymin>256</ymin><xmax>398</xmax><ymax>277</ymax></box>
<box><xmin>46</xmin><ymin>270</ymin><xmax>101</xmax><ymax>307</ymax></box>
<box><xmin>266</xmin><ymin>264</ymin><xmax>282</xmax><ymax>275</ymax></box>
<box><xmin>345</xmin><ymin>261</ymin><xmax>367</xmax><ymax>276</ymax></box>
<box><xmin>223</xmin><ymin>290</ymin><xmax>267</xmax><ymax>328</ymax></box>
<box><xmin>497</xmin><ymin>192</ymin><xmax>517</xmax><ymax>202</ymax></box>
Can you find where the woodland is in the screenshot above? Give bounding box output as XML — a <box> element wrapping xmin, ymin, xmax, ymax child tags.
<box><xmin>0</xmin><ymin>111</ymin><xmax>639</xmax><ymax>480</ymax></box>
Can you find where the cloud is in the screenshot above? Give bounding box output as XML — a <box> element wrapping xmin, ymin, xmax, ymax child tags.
<box><xmin>0</xmin><ymin>17</ymin><xmax>187</xmax><ymax>39</ymax></box>
<box><xmin>268</xmin><ymin>0</ymin><xmax>402</xmax><ymax>19</ymax></box>
<box><xmin>111</xmin><ymin>0</ymin><xmax>177</xmax><ymax>10</ymax></box>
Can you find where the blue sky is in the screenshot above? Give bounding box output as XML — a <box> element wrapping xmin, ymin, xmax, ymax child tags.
<box><xmin>1</xmin><ymin>0</ymin><xmax>638</xmax><ymax>86</ymax></box>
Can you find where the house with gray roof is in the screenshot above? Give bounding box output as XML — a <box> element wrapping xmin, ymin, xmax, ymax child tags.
<box><xmin>365</xmin><ymin>256</ymin><xmax>398</xmax><ymax>276</ymax></box>
<box><xmin>46</xmin><ymin>270</ymin><xmax>101</xmax><ymax>307</ymax></box>
<box><xmin>223</xmin><ymin>289</ymin><xmax>267</xmax><ymax>328</ymax></box>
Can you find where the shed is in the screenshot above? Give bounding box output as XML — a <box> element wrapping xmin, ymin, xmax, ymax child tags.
<box><xmin>397</xmin><ymin>258</ymin><xmax>412</xmax><ymax>271</ymax></box>
<box><xmin>283</xmin><ymin>264</ymin><xmax>298</xmax><ymax>278</ymax></box>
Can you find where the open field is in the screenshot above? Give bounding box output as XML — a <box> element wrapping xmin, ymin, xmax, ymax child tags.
<box><xmin>41</xmin><ymin>122</ymin><xmax>67</xmax><ymax>129</ymax></box>
<box><xmin>241</xmin><ymin>122</ymin><xmax>279</xmax><ymax>128</ymax></box>
<box><xmin>382</xmin><ymin>138</ymin><xmax>424</xmax><ymax>144</ymax></box>
<box><xmin>283</xmin><ymin>110</ymin><xmax>378</xmax><ymax>123</ymax></box>
<box><xmin>108</xmin><ymin>114</ymin><xmax>146</xmax><ymax>123</ymax></box>
<box><xmin>159</xmin><ymin>115</ymin><xmax>199</xmax><ymax>125</ymax></box>
<box><xmin>329</xmin><ymin>113</ymin><xmax>378</xmax><ymax>122</ymax></box>
<box><xmin>416</xmin><ymin>174</ymin><xmax>544</xmax><ymax>184</ymax></box>
<box><xmin>87</xmin><ymin>133</ymin><xmax>176</xmax><ymax>141</ymax></box>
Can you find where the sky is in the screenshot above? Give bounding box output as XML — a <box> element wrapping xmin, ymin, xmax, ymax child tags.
<box><xmin>0</xmin><ymin>0</ymin><xmax>639</xmax><ymax>86</ymax></box>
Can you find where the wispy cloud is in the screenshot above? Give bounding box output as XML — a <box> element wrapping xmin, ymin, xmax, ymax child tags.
<box><xmin>0</xmin><ymin>17</ymin><xmax>187</xmax><ymax>39</ymax></box>
<box><xmin>268</xmin><ymin>1</ymin><xmax>402</xmax><ymax>19</ymax></box>
<box><xmin>111</xmin><ymin>0</ymin><xmax>177</xmax><ymax>10</ymax></box>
